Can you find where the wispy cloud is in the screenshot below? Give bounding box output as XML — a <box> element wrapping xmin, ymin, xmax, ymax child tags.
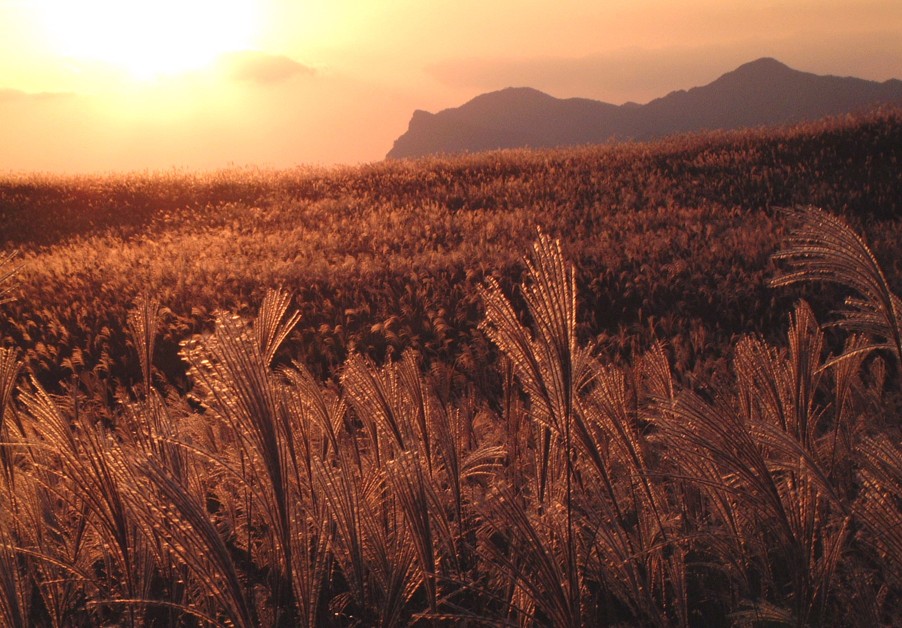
<box><xmin>0</xmin><ymin>87</ymin><xmax>75</xmax><ymax>102</ymax></box>
<box><xmin>218</xmin><ymin>51</ymin><xmax>315</xmax><ymax>84</ymax></box>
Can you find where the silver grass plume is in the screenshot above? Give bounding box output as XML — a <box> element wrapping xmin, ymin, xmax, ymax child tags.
<box><xmin>127</xmin><ymin>295</ymin><xmax>162</xmax><ymax>395</ymax></box>
<box><xmin>0</xmin><ymin>250</ymin><xmax>19</xmax><ymax>307</ymax></box>
<box><xmin>772</xmin><ymin>206</ymin><xmax>902</xmax><ymax>365</ymax></box>
<box><xmin>479</xmin><ymin>230</ymin><xmax>594</xmax><ymax>626</ymax></box>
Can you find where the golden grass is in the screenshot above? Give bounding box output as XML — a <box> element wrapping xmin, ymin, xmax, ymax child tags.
<box><xmin>0</xmin><ymin>113</ymin><xmax>900</xmax><ymax>624</ymax></box>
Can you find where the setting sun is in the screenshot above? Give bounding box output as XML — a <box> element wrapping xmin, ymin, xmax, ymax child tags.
<box><xmin>35</xmin><ymin>0</ymin><xmax>260</xmax><ymax>79</ymax></box>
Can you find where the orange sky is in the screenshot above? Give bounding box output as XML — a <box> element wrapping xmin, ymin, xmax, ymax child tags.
<box><xmin>1</xmin><ymin>0</ymin><xmax>901</xmax><ymax>172</ymax></box>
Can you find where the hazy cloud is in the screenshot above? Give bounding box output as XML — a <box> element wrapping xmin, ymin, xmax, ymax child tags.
<box><xmin>0</xmin><ymin>70</ymin><xmax>413</xmax><ymax>172</ymax></box>
<box><xmin>426</xmin><ymin>33</ymin><xmax>902</xmax><ymax>105</ymax></box>
<box><xmin>218</xmin><ymin>51</ymin><xmax>315</xmax><ymax>84</ymax></box>
<box><xmin>426</xmin><ymin>52</ymin><xmax>723</xmax><ymax>105</ymax></box>
<box><xmin>0</xmin><ymin>87</ymin><xmax>75</xmax><ymax>102</ymax></box>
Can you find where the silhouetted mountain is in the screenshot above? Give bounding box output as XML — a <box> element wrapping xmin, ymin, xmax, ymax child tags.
<box><xmin>387</xmin><ymin>58</ymin><xmax>902</xmax><ymax>158</ymax></box>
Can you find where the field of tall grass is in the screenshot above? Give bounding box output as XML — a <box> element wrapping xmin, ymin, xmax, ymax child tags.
<box><xmin>0</xmin><ymin>109</ymin><xmax>900</xmax><ymax>625</ymax></box>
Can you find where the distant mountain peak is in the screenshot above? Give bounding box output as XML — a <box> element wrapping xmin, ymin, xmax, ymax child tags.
<box><xmin>459</xmin><ymin>86</ymin><xmax>559</xmax><ymax>111</ymax></box>
<box><xmin>711</xmin><ymin>57</ymin><xmax>797</xmax><ymax>86</ymax></box>
<box><xmin>387</xmin><ymin>59</ymin><xmax>902</xmax><ymax>159</ymax></box>
<box><xmin>492</xmin><ymin>86</ymin><xmax>549</xmax><ymax>97</ymax></box>
<box><xmin>736</xmin><ymin>57</ymin><xmax>791</xmax><ymax>72</ymax></box>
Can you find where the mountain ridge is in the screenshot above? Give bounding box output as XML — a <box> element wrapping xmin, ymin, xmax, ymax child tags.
<box><xmin>387</xmin><ymin>58</ymin><xmax>902</xmax><ymax>159</ymax></box>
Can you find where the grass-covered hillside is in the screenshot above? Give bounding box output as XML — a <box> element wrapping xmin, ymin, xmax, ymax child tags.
<box><xmin>2</xmin><ymin>108</ymin><xmax>901</xmax><ymax>389</ymax></box>
<box><xmin>0</xmin><ymin>109</ymin><xmax>900</xmax><ymax>626</ymax></box>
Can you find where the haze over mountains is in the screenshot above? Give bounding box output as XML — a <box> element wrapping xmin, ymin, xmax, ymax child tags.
<box><xmin>387</xmin><ymin>58</ymin><xmax>902</xmax><ymax>159</ymax></box>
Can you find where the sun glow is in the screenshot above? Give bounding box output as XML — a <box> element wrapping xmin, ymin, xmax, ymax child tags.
<box><xmin>36</xmin><ymin>0</ymin><xmax>260</xmax><ymax>80</ymax></box>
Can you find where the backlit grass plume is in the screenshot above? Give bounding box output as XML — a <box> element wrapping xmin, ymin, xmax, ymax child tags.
<box><xmin>772</xmin><ymin>206</ymin><xmax>902</xmax><ymax>365</ymax></box>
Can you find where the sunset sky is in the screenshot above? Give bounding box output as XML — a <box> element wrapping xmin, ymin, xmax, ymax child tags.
<box><xmin>2</xmin><ymin>0</ymin><xmax>901</xmax><ymax>172</ymax></box>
